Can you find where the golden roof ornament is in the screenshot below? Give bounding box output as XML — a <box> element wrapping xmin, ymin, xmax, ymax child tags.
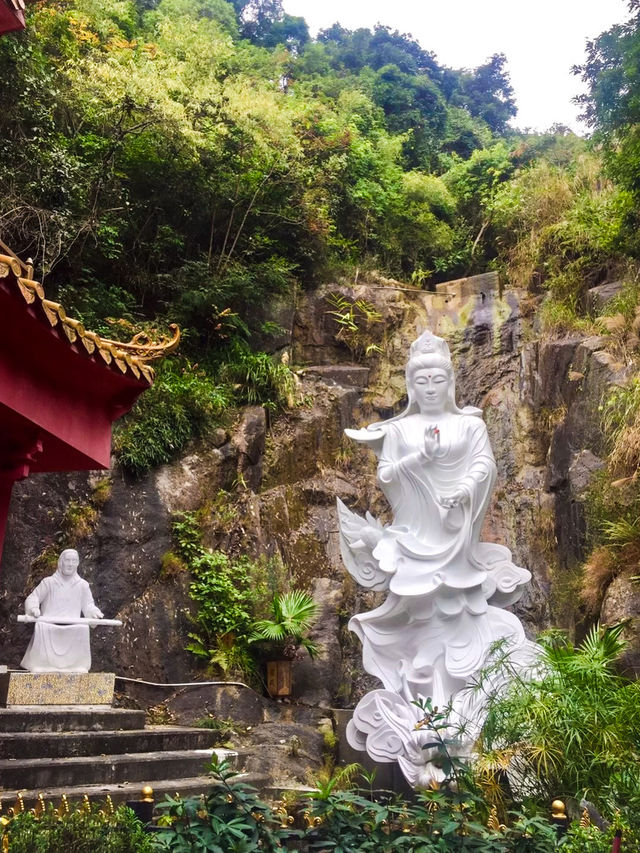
<box><xmin>0</xmin><ymin>241</ymin><xmax>179</xmax><ymax>382</ymax></box>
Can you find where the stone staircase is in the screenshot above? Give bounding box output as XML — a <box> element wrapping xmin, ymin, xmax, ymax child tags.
<box><xmin>0</xmin><ymin>707</ymin><xmax>261</xmax><ymax>807</ymax></box>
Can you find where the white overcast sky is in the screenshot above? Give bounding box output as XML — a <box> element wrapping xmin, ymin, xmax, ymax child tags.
<box><xmin>281</xmin><ymin>0</ymin><xmax>630</xmax><ymax>133</ymax></box>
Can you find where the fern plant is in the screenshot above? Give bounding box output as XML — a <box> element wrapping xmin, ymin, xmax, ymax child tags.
<box><xmin>250</xmin><ymin>590</ymin><xmax>319</xmax><ymax>660</ymax></box>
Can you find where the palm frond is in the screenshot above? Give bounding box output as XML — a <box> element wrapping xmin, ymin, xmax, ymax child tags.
<box><xmin>249</xmin><ymin>590</ymin><xmax>319</xmax><ymax>652</ymax></box>
<box><xmin>277</xmin><ymin>590</ymin><xmax>319</xmax><ymax>631</ymax></box>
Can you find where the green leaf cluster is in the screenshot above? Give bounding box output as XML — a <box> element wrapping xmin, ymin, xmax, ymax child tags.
<box><xmin>153</xmin><ymin>756</ymin><xmax>300</xmax><ymax>851</ymax></box>
<box><xmin>2</xmin><ymin>803</ymin><xmax>153</xmax><ymax>853</ymax></box>
<box><xmin>170</xmin><ymin>511</ymin><xmax>309</xmax><ymax>678</ymax></box>
<box><xmin>113</xmin><ymin>358</ymin><xmax>232</xmax><ymax>475</ymax></box>
<box><xmin>479</xmin><ymin>625</ymin><xmax>640</xmax><ymax>815</ymax></box>
<box><xmin>153</xmin><ymin>756</ymin><xmax>563</xmax><ymax>853</ymax></box>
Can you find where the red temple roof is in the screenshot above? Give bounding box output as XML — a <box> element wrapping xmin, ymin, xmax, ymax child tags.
<box><xmin>0</xmin><ymin>0</ymin><xmax>28</xmax><ymax>35</ymax></box>
<box><xmin>0</xmin><ymin>254</ymin><xmax>158</xmax><ymax>386</ymax></box>
<box><xmin>0</xmin><ymin>247</ymin><xmax>179</xmax><ymax>558</ymax></box>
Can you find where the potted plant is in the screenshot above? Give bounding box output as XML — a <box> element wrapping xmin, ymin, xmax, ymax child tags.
<box><xmin>250</xmin><ymin>590</ymin><xmax>319</xmax><ymax>698</ymax></box>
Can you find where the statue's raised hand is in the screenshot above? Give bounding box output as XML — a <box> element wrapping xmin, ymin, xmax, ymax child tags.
<box><xmin>423</xmin><ymin>424</ymin><xmax>440</xmax><ymax>460</ymax></box>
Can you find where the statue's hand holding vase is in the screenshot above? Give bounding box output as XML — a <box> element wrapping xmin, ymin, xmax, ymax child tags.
<box><xmin>439</xmin><ymin>488</ymin><xmax>468</xmax><ymax>509</ymax></box>
<box><xmin>439</xmin><ymin>487</ymin><xmax>468</xmax><ymax>531</ymax></box>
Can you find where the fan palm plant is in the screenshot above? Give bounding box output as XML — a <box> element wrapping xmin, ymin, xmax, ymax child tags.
<box><xmin>250</xmin><ymin>591</ymin><xmax>319</xmax><ymax>660</ymax></box>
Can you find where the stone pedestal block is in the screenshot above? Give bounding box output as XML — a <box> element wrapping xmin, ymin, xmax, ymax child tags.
<box><xmin>0</xmin><ymin>671</ymin><xmax>115</xmax><ymax>707</ymax></box>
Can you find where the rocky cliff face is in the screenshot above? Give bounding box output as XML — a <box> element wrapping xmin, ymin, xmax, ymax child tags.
<box><xmin>0</xmin><ymin>273</ymin><xmax>634</xmax><ymax>704</ymax></box>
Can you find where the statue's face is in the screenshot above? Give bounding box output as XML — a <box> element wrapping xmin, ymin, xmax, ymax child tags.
<box><xmin>411</xmin><ymin>367</ymin><xmax>450</xmax><ymax>413</ymax></box>
<box><xmin>59</xmin><ymin>551</ymin><xmax>79</xmax><ymax>577</ymax></box>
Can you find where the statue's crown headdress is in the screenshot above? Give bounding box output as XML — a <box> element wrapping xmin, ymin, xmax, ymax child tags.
<box><xmin>409</xmin><ymin>331</ymin><xmax>451</xmax><ymax>362</ymax></box>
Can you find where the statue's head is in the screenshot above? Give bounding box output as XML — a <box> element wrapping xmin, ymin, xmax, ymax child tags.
<box><xmin>405</xmin><ymin>332</ymin><xmax>456</xmax><ymax>414</ymax></box>
<box><xmin>57</xmin><ymin>548</ymin><xmax>80</xmax><ymax>577</ymax></box>
<box><xmin>367</xmin><ymin>331</ymin><xmax>481</xmax><ymax>429</ymax></box>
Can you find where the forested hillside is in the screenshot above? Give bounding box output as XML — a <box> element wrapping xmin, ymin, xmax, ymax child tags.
<box><xmin>1</xmin><ymin>0</ymin><xmax>639</xmax><ymax>475</ymax></box>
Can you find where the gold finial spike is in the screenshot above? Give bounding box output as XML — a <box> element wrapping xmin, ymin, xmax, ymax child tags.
<box><xmin>551</xmin><ymin>799</ymin><xmax>567</xmax><ymax>822</ymax></box>
<box><xmin>580</xmin><ymin>808</ymin><xmax>591</xmax><ymax>828</ymax></box>
<box><xmin>60</xmin><ymin>794</ymin><xmax>69</xmax><ymax>815</ymax></box>
<box><xmin>274</xmin><ymin>797</ymin><xmax>294</xmax><ymax>828</ymax></box>
<box><xmin>105</xmin><ymin>795</ymin><xmax>115</xmax><ymax>815</ymax></box>
<box><xmin>36</xmin><ymin>793</ymin><xmax>46</xmax><ymax>817</ymax></box>
<box><xmin>141</xmin><ymin>785</ymin><xmax>154</xmax><ymax>803</ymax></box>
<box><xmin>15</xmin><ymin>794</ymin><xmax>24</xmax><ymax>814</ymax></box>
<box><xmin>82</xmin><ymin>794</ymin><xmax>91</xmax><ymax>813</ymax></box>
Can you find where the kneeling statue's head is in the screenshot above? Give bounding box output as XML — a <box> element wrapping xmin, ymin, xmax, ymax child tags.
<box><xmin>57</xmin><ymin>548</ymin><xmax>80</xmax><ymax>578</ymax></box>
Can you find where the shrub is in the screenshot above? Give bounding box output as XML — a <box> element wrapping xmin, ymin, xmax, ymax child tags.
<box><xmin>185</xmin><ymin>550</ymin><xmax>259</xmax><ymax>677</ymax></box>
<box><xmin>478</xmin><ymin>625</ymin><xmax>640</xmax><ymax>813</ymax></box>
<box><xmin>153</xmin><ymin>756</ymin><xmax>299</xmax><ymax>852</ymax></box>
<box><xmin>492</xmin><ymin>152</ymin><xmax>630</xmax><ymax>308</ymax></box>
<box><xmin>563</xmin><ymin>821</ymin><xmax>640</xmax><ymax>852</ymax></box>
<box><xmin>220</xmin><ymin>341</ymin><xmax>296</xmax><ymax>410</ymax></box>
<box><xmin>2</xmin><ymin>803</ymin><xmax>152</xmax><ymax>853</ymax></box>
<box><xmin>325</xmin><ymin>292</ymin><xmax>383</xmax><ymax>360</ymax></box>
<box><xmin>171</xmin><ymin>512</ymin><xmax>275</xmax><ymax>679</ymax></box>
<box><xmin>538</xmin><ymin>297</ymin><xmax>595</xmax><ymax>335</ymax></box>
<box><xmin>113</xmin><ymin>358</ymin><xmax>232</xmax><ymax>476</ymax></box>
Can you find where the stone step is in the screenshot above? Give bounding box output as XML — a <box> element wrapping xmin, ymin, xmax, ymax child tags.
<box><xmin>0</xmin><ymin>772</ymin><xmax>270</xmax><ymax>809</ymax></box>
<box><xmin>0</xmin><ymin>747</ymin><xmax>243</xmax><ymax>791</ymax></box>
<box><xmin>0</xmin><ymin>726</ymin><xmax>220</xmax><ymax>759</ymax></box>
<box><xmin>0</xmin><ymin>707</ymin><xmax>145</xmax><ymax>733</ymax></box>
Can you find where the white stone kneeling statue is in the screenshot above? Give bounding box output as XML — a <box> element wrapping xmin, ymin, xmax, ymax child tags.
<box><xmin>338</xmin><ymin>331</ymin><xmax>535</xmax><ymax>788</ymax></box>
<box><xmin>20</xmin><ymin>548</ymin><xmax>115</xmax><ymax>673</ymax></box>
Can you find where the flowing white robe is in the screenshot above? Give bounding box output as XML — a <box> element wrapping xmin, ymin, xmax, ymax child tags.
<box><xmin>21</xmin><ymin>572</ymin><xmax>98</xmax><ymax>673</ymax></box>
<box><xmin>347</xmin><ymin>413</ymin><xmax>530</xmax><ymax>706</ymax></box>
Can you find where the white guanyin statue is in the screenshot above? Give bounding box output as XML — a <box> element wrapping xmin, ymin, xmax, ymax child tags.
<box><xmin>337</xmin><ymin>331</ymin><xmax>533</xmax><ymax>787</ymax></box>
